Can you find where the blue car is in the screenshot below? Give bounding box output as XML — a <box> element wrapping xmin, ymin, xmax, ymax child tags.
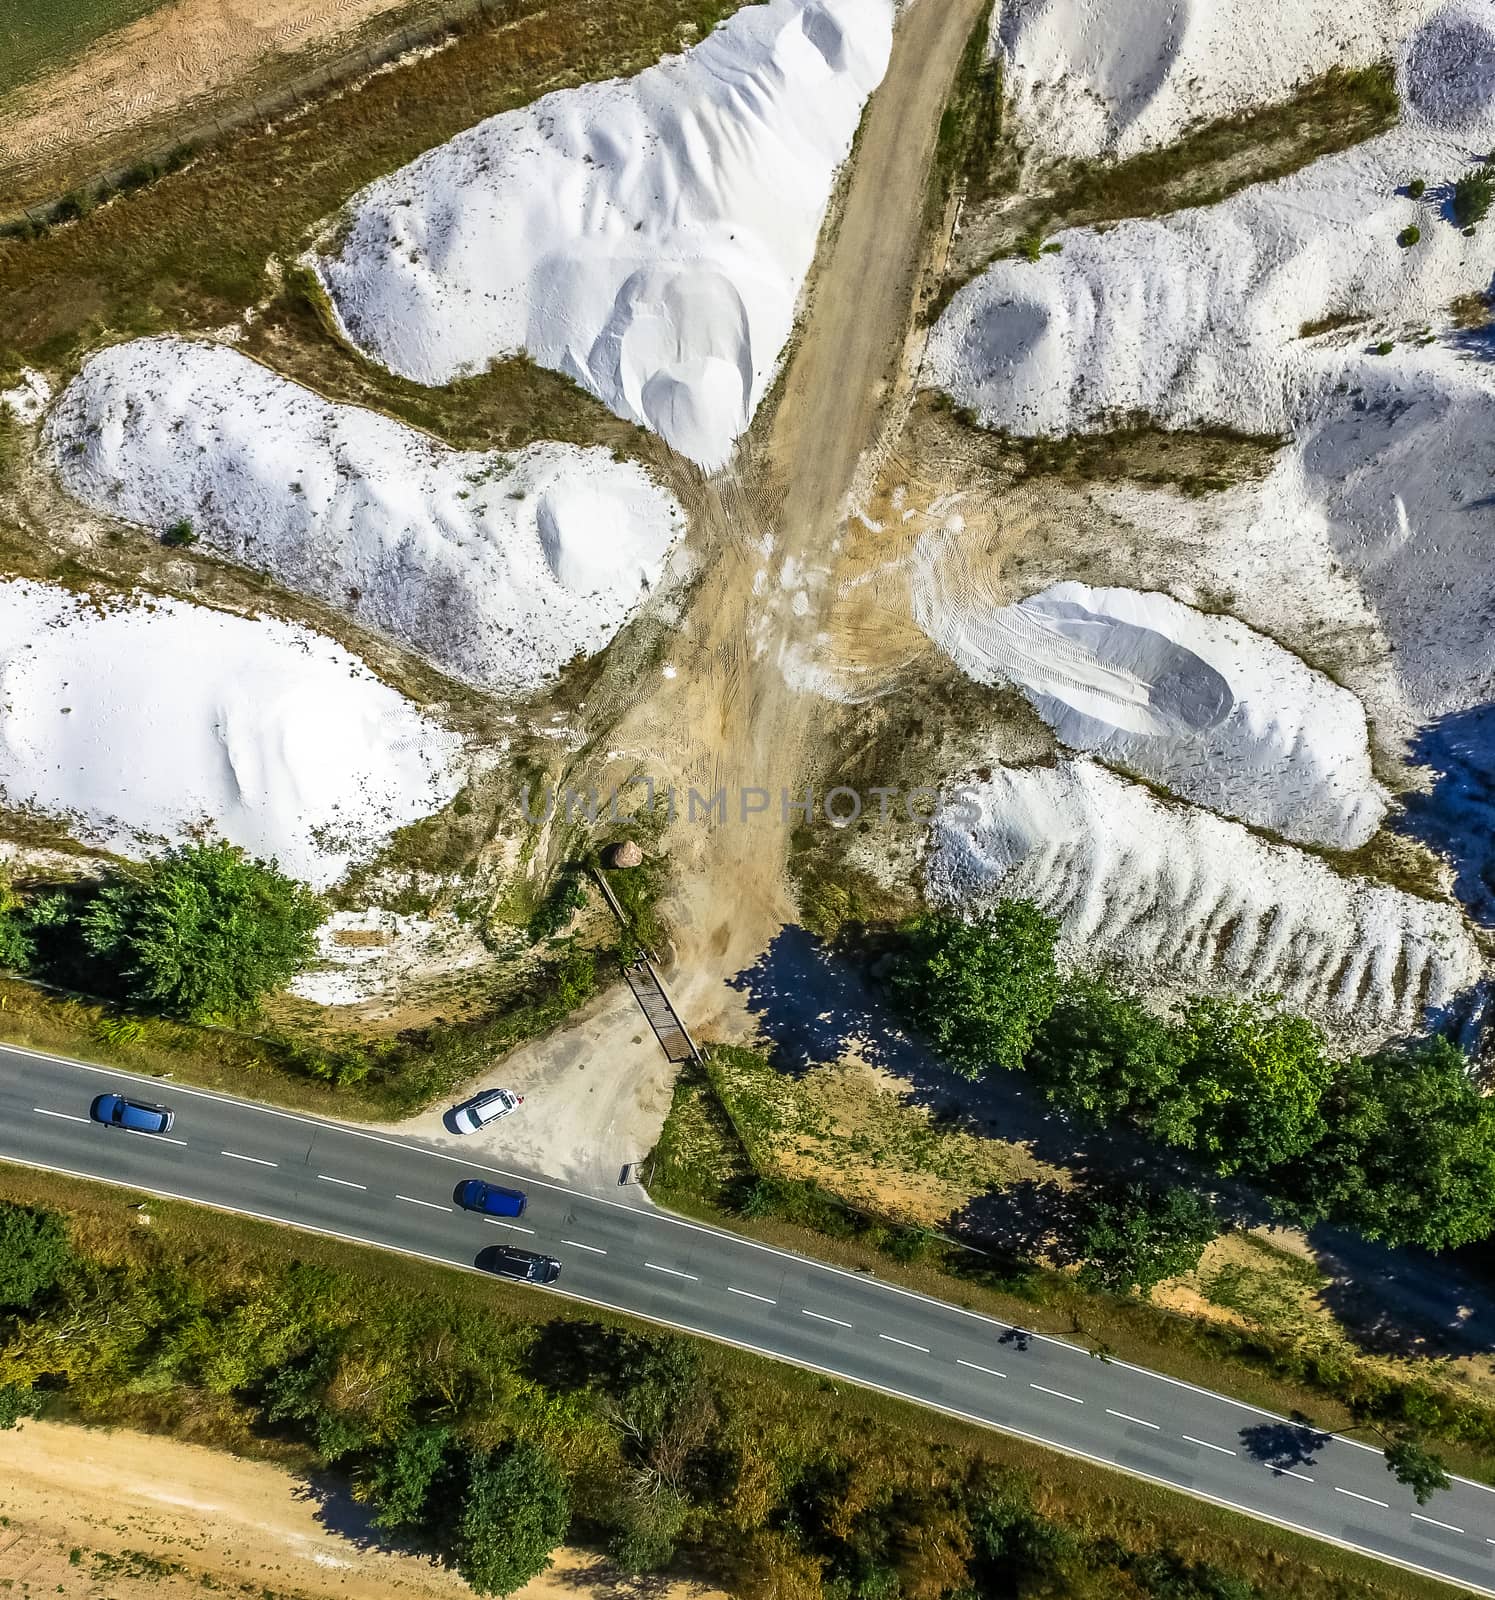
<box><xmin>91</xmin><ymin>1093</ymin><xmax>174</xmax><ymax>1134</ymax></box>
<box><xmin>457</xmin><ymin>1178</ymin><xmax>526</xmax><ymax>1217</ymax></box>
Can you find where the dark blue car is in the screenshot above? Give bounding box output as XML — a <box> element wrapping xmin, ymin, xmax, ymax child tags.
<box><xmin>457</xmin><ymin>1178</ymin><xmax>526</xmax><ymax>1217</ymax></box>
<box><xmin>91</xmin><ymin>1093</ymin><xmax>174</xmax><ymax>1134</ymax></box>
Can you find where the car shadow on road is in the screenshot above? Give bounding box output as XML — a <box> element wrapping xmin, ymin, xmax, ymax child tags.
<box><xmin>725</xmin><ymin>924</ymin><xmax>1495</xmax><ymax>1363</ymax></box>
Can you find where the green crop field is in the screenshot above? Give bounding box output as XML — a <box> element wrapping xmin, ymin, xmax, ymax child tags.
<box><xmin>1</xmin><ymin>0</ymin><xmax>170</xmax><ymax>98</ymax></box>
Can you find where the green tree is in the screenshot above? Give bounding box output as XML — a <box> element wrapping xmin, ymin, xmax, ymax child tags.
<box><xmin>0</xmin><ymin>1202</ymin><xmax>72</xmax><ymax>1311</ymax></box>
<box><xmin>1171</xmin><ymin>996</ymin><xmax>1333</xmax><ymax>1175</ymax></box>
<box><xmin>1062</xmin><ymin>1181</ymin><xmax>1220</xmax><ymax>1298</ymax></box>
<box><xmin>0</xmin><ymin>868</ymin><xmax>42</xmax><ymax>973</ymax></box>
<box><xmin>81</xmin><ymin>841</ymin><xmax>324</xmax><ymax>1020</ymax></box>
<box><xmin>364</xmin><ymin>1425</ymin><xmax>452</xmax><ymax>1530</ymax></box>
<box><xmin>1384</xmin><ymin>1437</ymin><xmax>1452</xmax><ymax>1504</ymax></box>
<box><xmin>1027</xmin><ymin>977</ymin><xmax>1191</xmax><ymax>1138</ymax></box>
<box><xmin>891</xmin><ymin>902</ymin><xmax>1060</xmax><ymax>1076</ymax></box>
<box><xmin>1292</xmin><ymin>1038</ymin><xmax>1495</xmax><ymax>1249</ymax></box>
<box><xmin>451</xmin><ymin>1443</ymin><xmax>570</xmax><ymax>1596</ymax></box>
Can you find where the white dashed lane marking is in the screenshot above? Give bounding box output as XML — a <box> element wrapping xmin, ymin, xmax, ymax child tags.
<box><xmin>486</xmin><ymin>1219</ymin><xmax>535</xmax><ymax>1234</ymax></box>
<box><xmin>317</xmin><ymin>1174</ymin><xmax>366</xmax><ymax>1189</ymax></box>
<box><xmin>879</xmin><ymin>1333</ymin><xmax>930</xmax><ymax>1353</ymax></box>
<box><xmin>1183</xmin><ymin>1435</ymin><xmax>1236</xmax><ymax>1456</ymax></box>
<box><xmin>1107</xmin><ymin>1409</ymin><xmax>1159</xmax><ymax>1430</ymax></box>
<box><xmin>644</xmin><ymin>1262</ymin><xmax>698</xmax><ymax>1280</ymax></box>
<box><xmin>956</xmin><ymin>1359</ymin><xmax>1006</xmax><ymax>1379</ymax></box>
<box><xmin>1030</xmin><ymin>1383</ymin><xmax>1083</xmax><ymax>1405</ymax></box>
<box><xmin>563</xmin><ymin>1239</ymin><xmax>607</xmax><ymax>1255</ymax></box>
<box><xmin>33</xmin><ymin>1108</ymin><xmax>89</xmax><ymax>1123</ymax></box>
<box><xmin>726</xmin><ymin>1287</ymin><xmax>776</xmax><ymax>1305</ymax></box>
<box><xmin>1273</xmin><ymin>1468</ymin><xmax>1315</xmax><ymax>1484</ymax></box>
<box><xmin>1411</xmin><ymin>1513</ymin><xmax>1464</xmax><ymax>1535</ymax></box>
<box><xmin>1334</xmin><ymin>1486</ymin><xmax>1387</xmax><ymax>1508</ymax></box>
<box><xmin>802</xmin><ymin>1309</ymin><xmax>853</xmax><ymax>1328</ymax></box>
<box><xmin>395</xmin><ymin>1193</ymin><xmax>450</xmax><ymax>1212</ymax></box>
<box><xmin>221</xmin><ymin>1150</ymin><xmax>276</xmax><ymax>1167</ymax></box>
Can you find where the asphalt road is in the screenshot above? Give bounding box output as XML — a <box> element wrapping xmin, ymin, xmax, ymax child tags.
<box><xmin>3</xmin><ymin>1043</ymin><xmax>1493</xmax><ymax>1596</ymax></box>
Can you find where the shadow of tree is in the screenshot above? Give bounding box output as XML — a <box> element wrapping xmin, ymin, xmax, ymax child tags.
<box><xmin>1237</xmin><ymin>1421</ymin><xmax>1331</xmax><ymax>1472</ymax></box>
<box><xmin>1398</xmin><ymin>703</ymin><xmax>1495</xmax><ymax>927</ymax></box>
<box><xmin>292</xmin><ymin>1471</ymin><xmax>436</xmax><ymax>1559</ymax></box>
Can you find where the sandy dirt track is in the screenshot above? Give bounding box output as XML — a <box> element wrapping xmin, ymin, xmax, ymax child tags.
<box><xmin>0</xmin><ymin>0</ymin><xmax>420</xmax><ymax>189</ymax></box>
<box><xmin>0</xmin><ymin>1419</ymin><xmax>729</xmax><ymax>1600</ymax></box>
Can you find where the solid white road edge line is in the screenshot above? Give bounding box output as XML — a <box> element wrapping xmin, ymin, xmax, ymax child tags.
<box><xmin>5</xmin><ymin>1045</ymin><xmax>1491</xmax><ymax>1493</ymax></box>
<box><xmin>1</xmin><ymin>1150</ymin><xmax>1489</xmax><ymax>1600</ymax></box>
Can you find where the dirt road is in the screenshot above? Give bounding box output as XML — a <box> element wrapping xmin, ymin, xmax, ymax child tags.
<box><xmin>0</xmin><ymin>1418</ymin><xmax>728</xmax><ymax>1600</ymax></box>
<box><xmin>592</xmin><ymin>0</ymin><xmax>986</xmax><ymax>1023</ymax></box>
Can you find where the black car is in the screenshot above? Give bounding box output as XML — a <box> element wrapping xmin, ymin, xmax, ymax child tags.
<box><xmin>477</xmin><ymin>1244</ymin><xmax>561</xmax><ymax>1284</ymax></box>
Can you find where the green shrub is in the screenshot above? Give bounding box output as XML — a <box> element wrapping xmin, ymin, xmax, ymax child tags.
<box><xmin>891</xmin><ymin>902</ymin><xmax>1061</xmax><ymax>1077</ymax></box>
<box><xmin>1407</xmin><ymin>178</ymin><xmax>1426</xmax><ymax>199</ymax></box>
<box><xmin>1453</xmin><ymin>167</ymin><xmax>1493</xmax><ymax>228</ymax></box>
<box><xmin>1372</xmin><ymin>340</ymin><xmax>1394</xmax><ymax>354</ymax></box>
<box><xmin>161</xmin><ymin>518</ymin><xmax>196</xmax><ymax>547</ymax></box>
<box><xmin>1397</xmin><ymin>224</ymin><xmax>1420</xmax><ymax>247</ymax></box>
<box><xmin>81</xmin><ymin>840</ymin><xmax>324</xmax><ymax>1021</ymax></box>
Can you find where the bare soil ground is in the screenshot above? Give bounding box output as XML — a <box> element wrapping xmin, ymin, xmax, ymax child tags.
<box><xmin>0</xmin><ymin>0</ymin><xmax>432</xmax><ymax>198</ymax></box>
<box><xmin>0</xmin><ymin>1419</ymin><xmax>728</xmax><ymax>1600</ymax></box>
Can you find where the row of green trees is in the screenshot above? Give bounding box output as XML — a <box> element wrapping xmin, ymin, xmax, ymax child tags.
<box><xmin>891</xmin><ymin>903</ymin><xmax>1495</xmax><ymax>1254</ymax></box>
<box><xmin>0</xmin><ymin>1197</ymin><xmax>1281</xmax><ymax>1600</ymax></box>
<box><xmin>0</xmin><ymin>841</ymin><xmax>324</xmax><ymax>1022</ymax></box>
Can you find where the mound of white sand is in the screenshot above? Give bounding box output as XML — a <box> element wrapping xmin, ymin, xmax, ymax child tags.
<box><xmin>913</xmin><ymin>576</ymin><xmax>1385</xmax><ymax>847</ymax></box>
<box><xmin>48</xmin><ymin>338</ymin><xmax>685</xmax><ymax>694</ymax></box>
<box><xmin>929</xmin><ymin>758</ymin><xmax>1480</xmax><ymax>1039</ymax></box>
<box><xmin>928</xmin><ymin>129</ymin><xmax>1495</xmax><ymax>438</ymax></box>
<box><xmin>0</xmin><ymin>580</ymin><xmax>463</xmax><ymax>889</ymax></box>
<box><xmin>933</xmin><ymin>0</ymin><xmax>1495</xmax><ymax>438</ymax></box>
<box><xmin>312</xmin><ymin>0</ymin><xmax>894</xmax><ymax>469</ymax></box>
<box><xmin>997</xmin><ymin>0</ymin><xmax>1439</xmax><ymax>162</ymax></box>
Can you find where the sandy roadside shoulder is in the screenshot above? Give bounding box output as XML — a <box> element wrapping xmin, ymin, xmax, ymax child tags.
<box><xmin>0</xmin><ymin>1417</ymin><xmax>730</xmax><ymax>1600</ymax></box>
<box><xmin>0</xmin><ymin>0</ymin><xmax>422</xmax><ymax>192</ymax></box>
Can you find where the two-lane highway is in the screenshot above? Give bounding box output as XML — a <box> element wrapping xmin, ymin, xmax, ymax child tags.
<box><xmin>4</xmin><ymin>1042</ymin><xmax>1494</xmax><ymax>1596</ymax></box>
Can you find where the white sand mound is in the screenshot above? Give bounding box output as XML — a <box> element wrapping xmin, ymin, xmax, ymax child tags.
<box><xmin>929</xmin><ymin>758</ymin><xmax>1481</xmax><ymax>1038</ymax></box>
<box><xmin>48</xmin><ymin>338</ymin><xmax>685</xmax><ymax>694</ymax></box>
<box><xmin>1400</xmin><ymin>0</ymin><xmax>1495</xmax><ymax>128</ymax></box>
<box><xmin>997</xmin><ymin>0</ymin><xmax>1432</xmax><ymax>161</ymax></box>
<box><xmin>0</xmin><ymin>580</ymin><xmax>463</xmax><ymax>889</ymax></box>
<box><xmin>312</xmin><ymin>0</ymin><xmax>894</xmax><ymax>469</ymax></box>
<box><xmin>914</xmin><ymin>576</ymin><xmax>1385</xmax><ymax>847</ymax></box>
<box><xmin>933</xmin><ymin>0</ymin><xmax>1495</xmax><ymax>437</ymax></box>
<box><xmin>927</xmin><ymin>126</ymin><xmax>1495</xmax><ymax>438</ymax></box>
